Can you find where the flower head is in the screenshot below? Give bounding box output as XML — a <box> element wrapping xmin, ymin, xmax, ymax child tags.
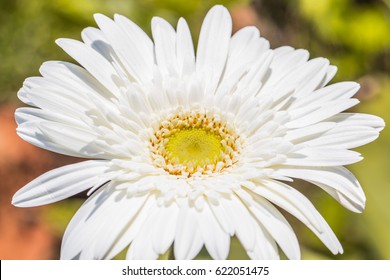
<box><xmin>13</xmin><ymin>5</ymin><xmax>384</xmax><ymax>259</ymax></box>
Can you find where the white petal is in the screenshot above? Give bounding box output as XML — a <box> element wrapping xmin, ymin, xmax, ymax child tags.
<box><xmin>81</xmin><ymin>27</ymin><xmax>120</xmax><ymax>67</ymax></box>
<box><xmin>208</xmin><ymin>197</ymin><xmax>234</xmax><ymax>235</ymax></box>
<box><xmin>287</xmin><ymin>99</ymin><xmax>360</xmax><ymax>128</ymax></box>
<box><xmin>126</xmin><ymin>203</ymin><xmax>160</xmax><ymax>260</ymax></box>
<box><xmin>285</xmin><ymin>148</ymin><xmax>362</xmax><ymax>166</ymax></box>
<box><xmin>236</xmin><ymin>189</ymin><xmax>300</xmax><ymax>259</ymax></box>
<box><xmin>196</xmin><ymin>5</ymin><xmax>232</xmax><ymax>94</ymax></box>
<box><xmin>280</xmin><ymin>58</ymin><xmax>329</xmax><ymax>94</ymax></box>
<box><xmin>55</xmin><ymin>38</ymin><xmax>121</xmax><ymax>97</ymax></box>
<box><xmin>16</xmin><ymin>121</ymin><xmax>87</xmax><ymax>158</ymax></box>
<box><xmin>104</xmin><ymin>194</ymin><xmax>155</xmax><ymax>259</ymax></box>
<box><xmin>81</xmin><ymin>26</ymin><xmax>107</xmax><ymax>47</ymax></box>
<box><xmin>262</xmin><ymin>58</ymin><xmax>331</xmax><ymax>111</ymax></box>
<box><xmin>114</xmin><ymin>13</ymin><xmax>155</xmax><ymax>77</ymax></box>
<box><xmin>95</xmin><ymin>193</ymin><xmax>151</xmax><ymax>259</ymax></box>
<box><xmin>289</xmin><ymin>82</ymin><xmax>359</xmax><ymax>110</ymax></box>
<box><xmin>219</xmin><ymin>26</ymin><xmax>269</xmax><ymax>93</ymax></box>
<box><xmin>235</xmin><ymin>50</ymin><xmax>273</xmax><ymax>97</ymax></box>
<box><xmin>223</xmin><ymin>188</ymin><xmax>275</xmax><ymax>262</ymax></box>
<box><xmin>22</xmin><ymin>85</ymin><xmax>92</xmax><ymax>119</ymax></box>
<box><xmin>151</xmin><ymin>203</ymin><xmax>179</xmax><ymax>255</ymax></box>
<box><xmin>319</xmin><ymin>65</ymin><xmax>338</xmax><ymax>87</ymax></box>
<box><xmin>275</xmin><ymin>166</ymin><xmax>365</xmax><ymax>212</ymax></box>
<box><xmin>246</xmin><ymin>222</ymin><xmax>279</xmax><ymax>259</ymax></box>
<box><xmin>38</xmin><ymin>122</ymin><xmax>100</xmax><ymax>157</ymax></box>
<box><xmin>252</xmin><ymin>180</ymin><xmax>343</xmax><ymax>254</ymax></box>
<box><xmin>220</xmin><ymin>196</ymin><xmax>256</xmax><ymax>252</ymax></box>
<box><xmin>61</xmin><ymin>186</ymin><xmax>151</xmax><ymax>260</ymax></box>
<box><xmin>265</xmin><ymin>48</ymin><xmax>309</xmax><ymax>87</ymax></box>
<box><xmin>15</xmin><ymin>107</ymin><xmax>85</xmax><ymax>129</ymax></box>
<box><xmin>198</xmin><ymin>199</ymin><xmax>230</xmax><ymax>259</ymax></box>
<box><xmin>94</xmin><ymin>14</ymin><xmax>154</xmax><ymax>83</ymax></box>
<box><xmin>39</xmin><ymin>61</ymin><xmax>115</xmax><ymax>101</ymax></box>
<box><xmin>152</xmin><ymin>17</ymin><xmax>178</xmax><ymax>77</ymax></box>
<box><xmin>12</xmin><ymin>160</ymin><xmax>109</xmax><ymax>207</ymax></box>
<box><xmin>60</xmin><ymin>186</ymin><xmax>116</xmax><ymax>259</ymax></box>
<box><xmin>292</xmin><ymin>59</ymin><xmax>331</xmax><ymax>98</ymax></box>
<box><xmin>328</xmin><ymin>113</ymin><xmax>385</xmax><ymax>132</ymax></box>
<box><xmin>285</xmin><ymin>122</ymin><xmax>336</xmax><ymax>143</ymax></box>
<box><xmin>174</xmin><ymin>202</ymin><xmax>204</xmax><ymax>260</ymax></box>
<box><xmin>176</xmin><ymin>18</ymin><xmax>195</xmax><ymax>77</ymax></box>
<box><xmin>297</xmin><ymin>125</ymin><xmax>379</xmax><ymax>149</ymax></box>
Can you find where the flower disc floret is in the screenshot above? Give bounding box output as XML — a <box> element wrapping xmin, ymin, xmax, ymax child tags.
<box><xmin>149</xmin><ymin>110</ymin><xmax>241</xmax><ymax>177</ymax></box>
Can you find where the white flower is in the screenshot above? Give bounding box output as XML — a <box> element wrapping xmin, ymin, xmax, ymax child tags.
<box><xmin>13</xmin><ymin>5</ymin><xmax>384</xmax><ymax>260</ymax></box>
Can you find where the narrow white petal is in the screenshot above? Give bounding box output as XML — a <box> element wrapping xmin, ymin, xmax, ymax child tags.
<box><xmin>16</xmin><ymin>121</ymin><xmax>87</xmax><ymax>158</ymax></box>
<box><xmin>249</xmin><ymin>180</ymin><xmax>322</xmax><ymax>231</ymax></box>
<box><xmin>298</xmin><ymin>125</ymin><xmax>379</xmax><ymax>149</ymax></box>
<box><xmin>61</xmin><ymin>186</ymin><xmax>151</xmax><ymax>260</ymax></box>
<box><xmin>285</xmin><ymin>122</ymin><xmax>336</xmax><ymax>143</ymax></box>
<box><xmin>289</xmin><ymin>82</ymin><xmax>359</xmax><ymax>110</ymax></box>
<box><xmin>198</xmin><ymin>199</ymin><xmax>230</xmax><ymax>260</ymax></box>
<box><xmin>115</xmin><ymin>13</ymin><xmax>155</xmax><ymax>76</ymax></box>
<box><xmin>221</xmin><ymin>196</ymin><xmax>256</xmax><ymax>252</ymax></box>
<box><xmin>81</xmin><ymin>26</ymin><xmax>106</xmax><ymax>46</ymax></box>
<box><xmin>246</xmin><ymin>222</ymin><xmax>279</xmax><ymax>259</ymax></box>
<box><xmin>151</xmin><ymin>203</ymin><xmax>179</xmax><ymax>255</ymax></box>
<box><xmin>282</xmin><ymin>58</ymin><xmax>329</xmax><ymax>93</ymax></box>
<box><xmin>39</xmin><ymin>61</ymin><xmax>115</xmax><ymax>101</ymax></box>
<box><xmin>219</xmin><ymin>26</ymin><xmax>269</xmax><ymax>93</ymax></box>
<box><xmin>15</xmin><ymin>107</ymin><xmax>85</xmax><ymax>129</ymax></box>
<box><xmin>196</xmin><ymin>5</ymin><xmax>232</xmax><ymax>94</ymax></box>
<box><xmin>208</xmin><ymin>197</ymin><xmax>234</xmax><ymax>235</ymax></box>
<box><xmin>287</xmin><ymin>98</ymin><xmax>360</xmax><ymax>128</ymax></box>
<box><xmin>252</xmin><ymin>180</ymin><xmax>343</xmax><ymax>254</ymax></box>
<box><xmin>292</xmin><ymin>59</ymin><xmax>331</xmax><ymax>98</ymax></box>
<box><xmin>126</xmin><ymin>203</ymin><xmax>160</xmax><ymax>260</ymax></box>
<box><xmin>236</xmin><ymin>189</ymin><xmax>300</xmax><ymax>259</ymax></box>
<box><xmin>38</xmin><ymin>122</ymin><xmax>100</xmax><ymax>157</ymax></box>
<box><xmin>94</xmin><ymin>14</ymin><xmax>155</xmax><ymax>83</ymax></box>
<box><xmin>95</xmin><ymin>193</ymin><xmax>150</xmax><ymax>259</ymax></box>
<box><xmin>152</xmin><ymin>17</ymin><xmax>178</xmax><ymax>77</ymax></box>
<box><xmin>265</xmin><ymin>48</ymin><xmax>309</xmax><ymax>87</ymax></box>
<box><xmin>61</xmin><ymin>186</ymin><xmax>117</xmax><ymax>259</ymax></box>
<box><xmin>176</xmin><ymin>18</ymin><xmax>195</xmax><ymax>77</ymax></box>
<box><xmin>318</xmin><ymin>65</ymin><xmax>338</xmax><ymax>87</ymax></box>
<box><xmin>126</xmin><ymin>237</ymin><xmax>159</xmax><ymax>260</ymax></box>
<box><xmin>56</xmin><ymin>38</ymin><xmax>121</xmax><ymax>97</ymax></box>
<box><xmin>174</xmin><ymin>203</ymin><xmax>204</xmax><ymax>260</ymax></box>
<box><xmin>328</xmin><ymin>113</ymin><xmax>385</xmax><ymax>132</ymax></box>
<box><xmin>275</xmin><ymin>166</ymin><xmax>366</xmax><ymax>212</ymax></box>
<box><xmin>81</xmin><ymin>27</ymin><xmax>119</xmax><ymax>66</ymax></box>
<box><xmin>23</xmin><ymin>86</ymin><xmax>92</xmax><ymax>119</ymax></box>
<box><xmin>12</xmin><ymin>160</ymin><xmax>109</xmax><ymax>207</ymax></box>
<box><xmin>286</xmin><ymin>148</ymin><xmax>362</xmax><ymax>166</ymax></box>
<box><xmin>235</xmin><ymin>50</ymin><xmax>273</xmax><ymax>97</ymax></box>
<box><xmin>104</xmin><ymin>195</ymin><xmax>155</xmax><ymax>259</ymax></box>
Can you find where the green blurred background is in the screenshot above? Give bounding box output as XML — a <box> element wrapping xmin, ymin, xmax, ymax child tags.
<box><xmin>0</xmin><ymin>0</ymin><xmax>389</xmax><ymax>259</ymax></box>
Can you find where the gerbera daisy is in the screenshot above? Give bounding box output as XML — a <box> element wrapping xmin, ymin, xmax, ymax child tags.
<box><xmin>13</xmin><ymin>5</ymin><xmax>384</xmax><ymax>260</ymax></box>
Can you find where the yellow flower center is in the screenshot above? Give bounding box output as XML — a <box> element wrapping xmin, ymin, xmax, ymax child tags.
<box><xmin>165</xmin><ymin>128</ymin><xmax>223</xmax><ymax>167</ymax></box>
<box><xmin>149</xmin><ymin>110</ymin><xmax>241</xmax><ymax>177</ymax></box>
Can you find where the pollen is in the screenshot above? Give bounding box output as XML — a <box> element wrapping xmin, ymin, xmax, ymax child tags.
<box><xmin>149</xmin><ymin>110</ymin><xmax>241</xmax><ymax>177</ymax></box>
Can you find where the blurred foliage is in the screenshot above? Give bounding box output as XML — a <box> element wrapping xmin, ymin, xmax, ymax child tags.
<box><xmin>352</xmin><ymin>77</ymin><xmax>390</xmax><ymax>259</ymax></box>
<box><xmin>297</xmin><ymin>0</ymin><xmax>390</xmax><ymax>79</ymax></box>
<box><xmin>0</xmin><ymin>0</ymin><xmax>247</xmax><ymax>102</ymax></box>
<box><xmin>2</xmin><ymin>0</ymin><xmax>390</xmax><ymax>259</ymax></box>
